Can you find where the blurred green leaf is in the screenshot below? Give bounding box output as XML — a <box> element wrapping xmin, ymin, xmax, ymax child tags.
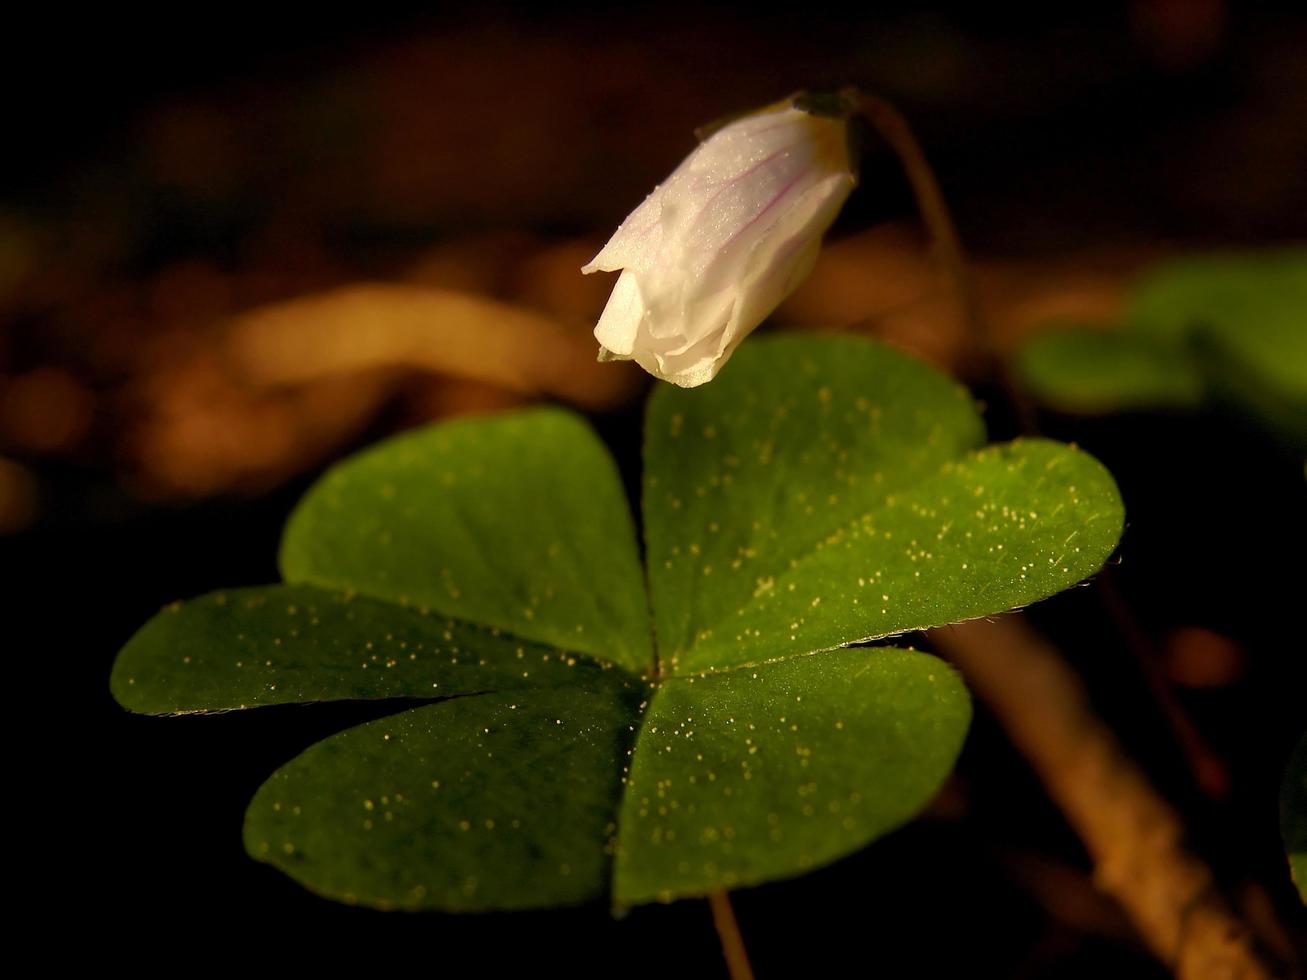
<box><xmin>113</xmin><ymin>335</ymin><xmax>1126</xmax><ymax>911</ymax></box>
<box><xmin>1283</xmin><ymin>733</ymin><xmax>1307</xmax><ymax>904</ymax></box>
<box><xmin>1130</xmin><ymin>251</ymin><xmax>1307</xmax><ymax>395</ymax></box>
<box><xmin>1015</xmin><ymin>327</ymin><xmax>1204</xmax><ymax>413</ymax></box>
<box><xmin>1013</xmin><ymin>250</ymin><xmax>1307</xmax><ymax>447</ymax></box>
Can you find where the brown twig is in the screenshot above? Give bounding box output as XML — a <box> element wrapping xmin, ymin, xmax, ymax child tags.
<box><xmin>931</xmin><ymin>617</ymin><xmax>1287</xmax><ymax>979</ymax></box>
<box><xmin>708</xmin><ymin>890</ymin><xmax>756</xmax><ymax>980</ymax></box>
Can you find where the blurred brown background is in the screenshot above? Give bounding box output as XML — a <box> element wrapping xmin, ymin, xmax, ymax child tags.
<box><xmin>7</xmin><ymin>2</ymin><xmax>1305</xmax><ymax>975</ymax></box>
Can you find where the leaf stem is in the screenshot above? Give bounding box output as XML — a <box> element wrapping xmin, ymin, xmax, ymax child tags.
<box><xmin>708</xmin><ymin>890</ymin><xmax>756</xmax><ymax>980</ymax></box>
<box><xmin>848</xmin><ymin>88</ymin><xmax>986</xmax><ymax>366</ymax></box>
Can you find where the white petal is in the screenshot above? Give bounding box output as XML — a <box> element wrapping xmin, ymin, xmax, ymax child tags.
<box><xmin>583</xmin><ymin>97</ymin><xmax>856</xmax><ymax>387</ymax></box>
<box><xmin>582</xmin><ymin>186</ymin><xmax>667</xmax><ymax>274</ymax></box>
<box><xmin>725</xmin><ymin>171</ymin><xmax>856</xmax><ymax>337</ymax></box>
<box><xmin>653</xmin><ymin>172</ymin><xmax>854</xmax><ymax>386</ymax></box>
<box><xmin>592</xmin><ymin>269</ymin><xmax>646</xmax><ymax>356</ymax></box>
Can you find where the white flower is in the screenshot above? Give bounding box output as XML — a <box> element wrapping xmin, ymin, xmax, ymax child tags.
<box><xmin>582</xmin><ymin>95</ymin><xmax>857</xmax><ymax>387</ymax></box>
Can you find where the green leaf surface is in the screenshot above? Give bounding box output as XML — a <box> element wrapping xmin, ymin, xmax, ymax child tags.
<box><xmin>1283</xmin><ymin>733</ymin><xmax>1307</xmax><ymax>904</ymax></box>
<box><xmin>112</xmin><ymin>334</ymin><xmax>1127</xmax><ymax>912</ymax></box>
<box><xmin>1012</xmin><ymin>250</ymin><xmax>1307</xmax><ymax>446</ymax></box>
<box><xmin>1130</xmin><ymin>250</ymin><xmax>1307</xmax><ymax>399</ymax></box>
<box><xmin>111</xmin><ymin>584</ymin><xmax>611</xmax><ymax>714</ymax></box>
<box><xmin>614</xmin><ymin>647</ymin><xmax>969</xmax><ymax>904</ymax></box>
<box><xmin>690</xmin><ymin>439</ymin><xmax>1119</xmax><ymax>671</ymax></box>
<box><xmin>245</xmin><ymin>674</ymin><xmax>647</xmax><ymax>911</ymax></box>
<box><xmin>280</xmin><ymin>409</ymin><xmax>654</xmax><ymax>674</ymax></box>
<box><xmin>1015</xmin><ymin>326</ymin><xmax>1205</xmax><ymax>413</ymax></box>
<box><xmin>645</xmin><ymin>336</ymin><xmax>1122</xmax><ymax>673</ymax></box>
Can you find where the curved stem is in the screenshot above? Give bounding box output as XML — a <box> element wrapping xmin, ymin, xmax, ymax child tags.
<box><xmin>847</xmin><ymin>88</ymin><xmax>986</xmax><ymax>365</ymax></box>
<box><xmin>708</xmin><ymin>890</ymin><xmax>755</xmax><ymax>980</ymax></box>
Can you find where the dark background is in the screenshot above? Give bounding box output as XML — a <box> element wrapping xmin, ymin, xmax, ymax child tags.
<box><xmin>8</xmin><ymin>2</ymin><xmax>1306</xmax><ymax>974</ymax></box>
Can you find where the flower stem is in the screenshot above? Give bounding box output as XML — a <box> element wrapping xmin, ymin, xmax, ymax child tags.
<box><xmin>847</xmin><ymin>89</ymin><xmax>986</xmax><ymax>366</ymax></box>
<box><xmin>708</xmin><ymin>890</ymin><xmax>755</xmax><ymax>980</ymax></box>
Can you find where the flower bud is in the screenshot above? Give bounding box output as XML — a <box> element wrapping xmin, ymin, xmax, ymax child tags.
<box><xmin>583</xmin><ymin>94</ymin><xmax>857</xmax><ymax>387</ymax></box>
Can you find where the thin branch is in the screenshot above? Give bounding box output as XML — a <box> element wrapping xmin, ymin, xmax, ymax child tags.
<box><xmin>848</xmin><ymin>88</ymin><xmax>986</xmax><ymax>364</ymax></box>
<box><xmin>931</xmin><ymin>617</ymin><xmax>1288</xmax><ymax>979</ymax></box>
<box><xmin>708</xmin><ymin>890</ymin><xmax>756</xmax><ymax>980</ymax></box>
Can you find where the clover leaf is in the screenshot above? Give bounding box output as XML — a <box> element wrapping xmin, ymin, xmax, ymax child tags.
<box><xmin>1014</xmin><ymin>250</ymin><xmax>1307</xmax><ymax>449</ymax></box>
<box><xmin>112</xmin><ymin>334</ymin><xmax>1124</xmax><ymax>911</ymax></box>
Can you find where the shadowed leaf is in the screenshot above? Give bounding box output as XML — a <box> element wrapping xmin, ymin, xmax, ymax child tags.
<box><xmin>615</xmin><ymin>646</ymin><xmax>969</xmax><ymax>904</ymax></box>
<box><xmin>112</xmin><ymin>584</ymin><xmax>610</xmax><ymax>714</ymax></box>
<box><xmin>245</xmin><ymin>674</ymin><xmax>647</xmax><ymax>910</ymax></box>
